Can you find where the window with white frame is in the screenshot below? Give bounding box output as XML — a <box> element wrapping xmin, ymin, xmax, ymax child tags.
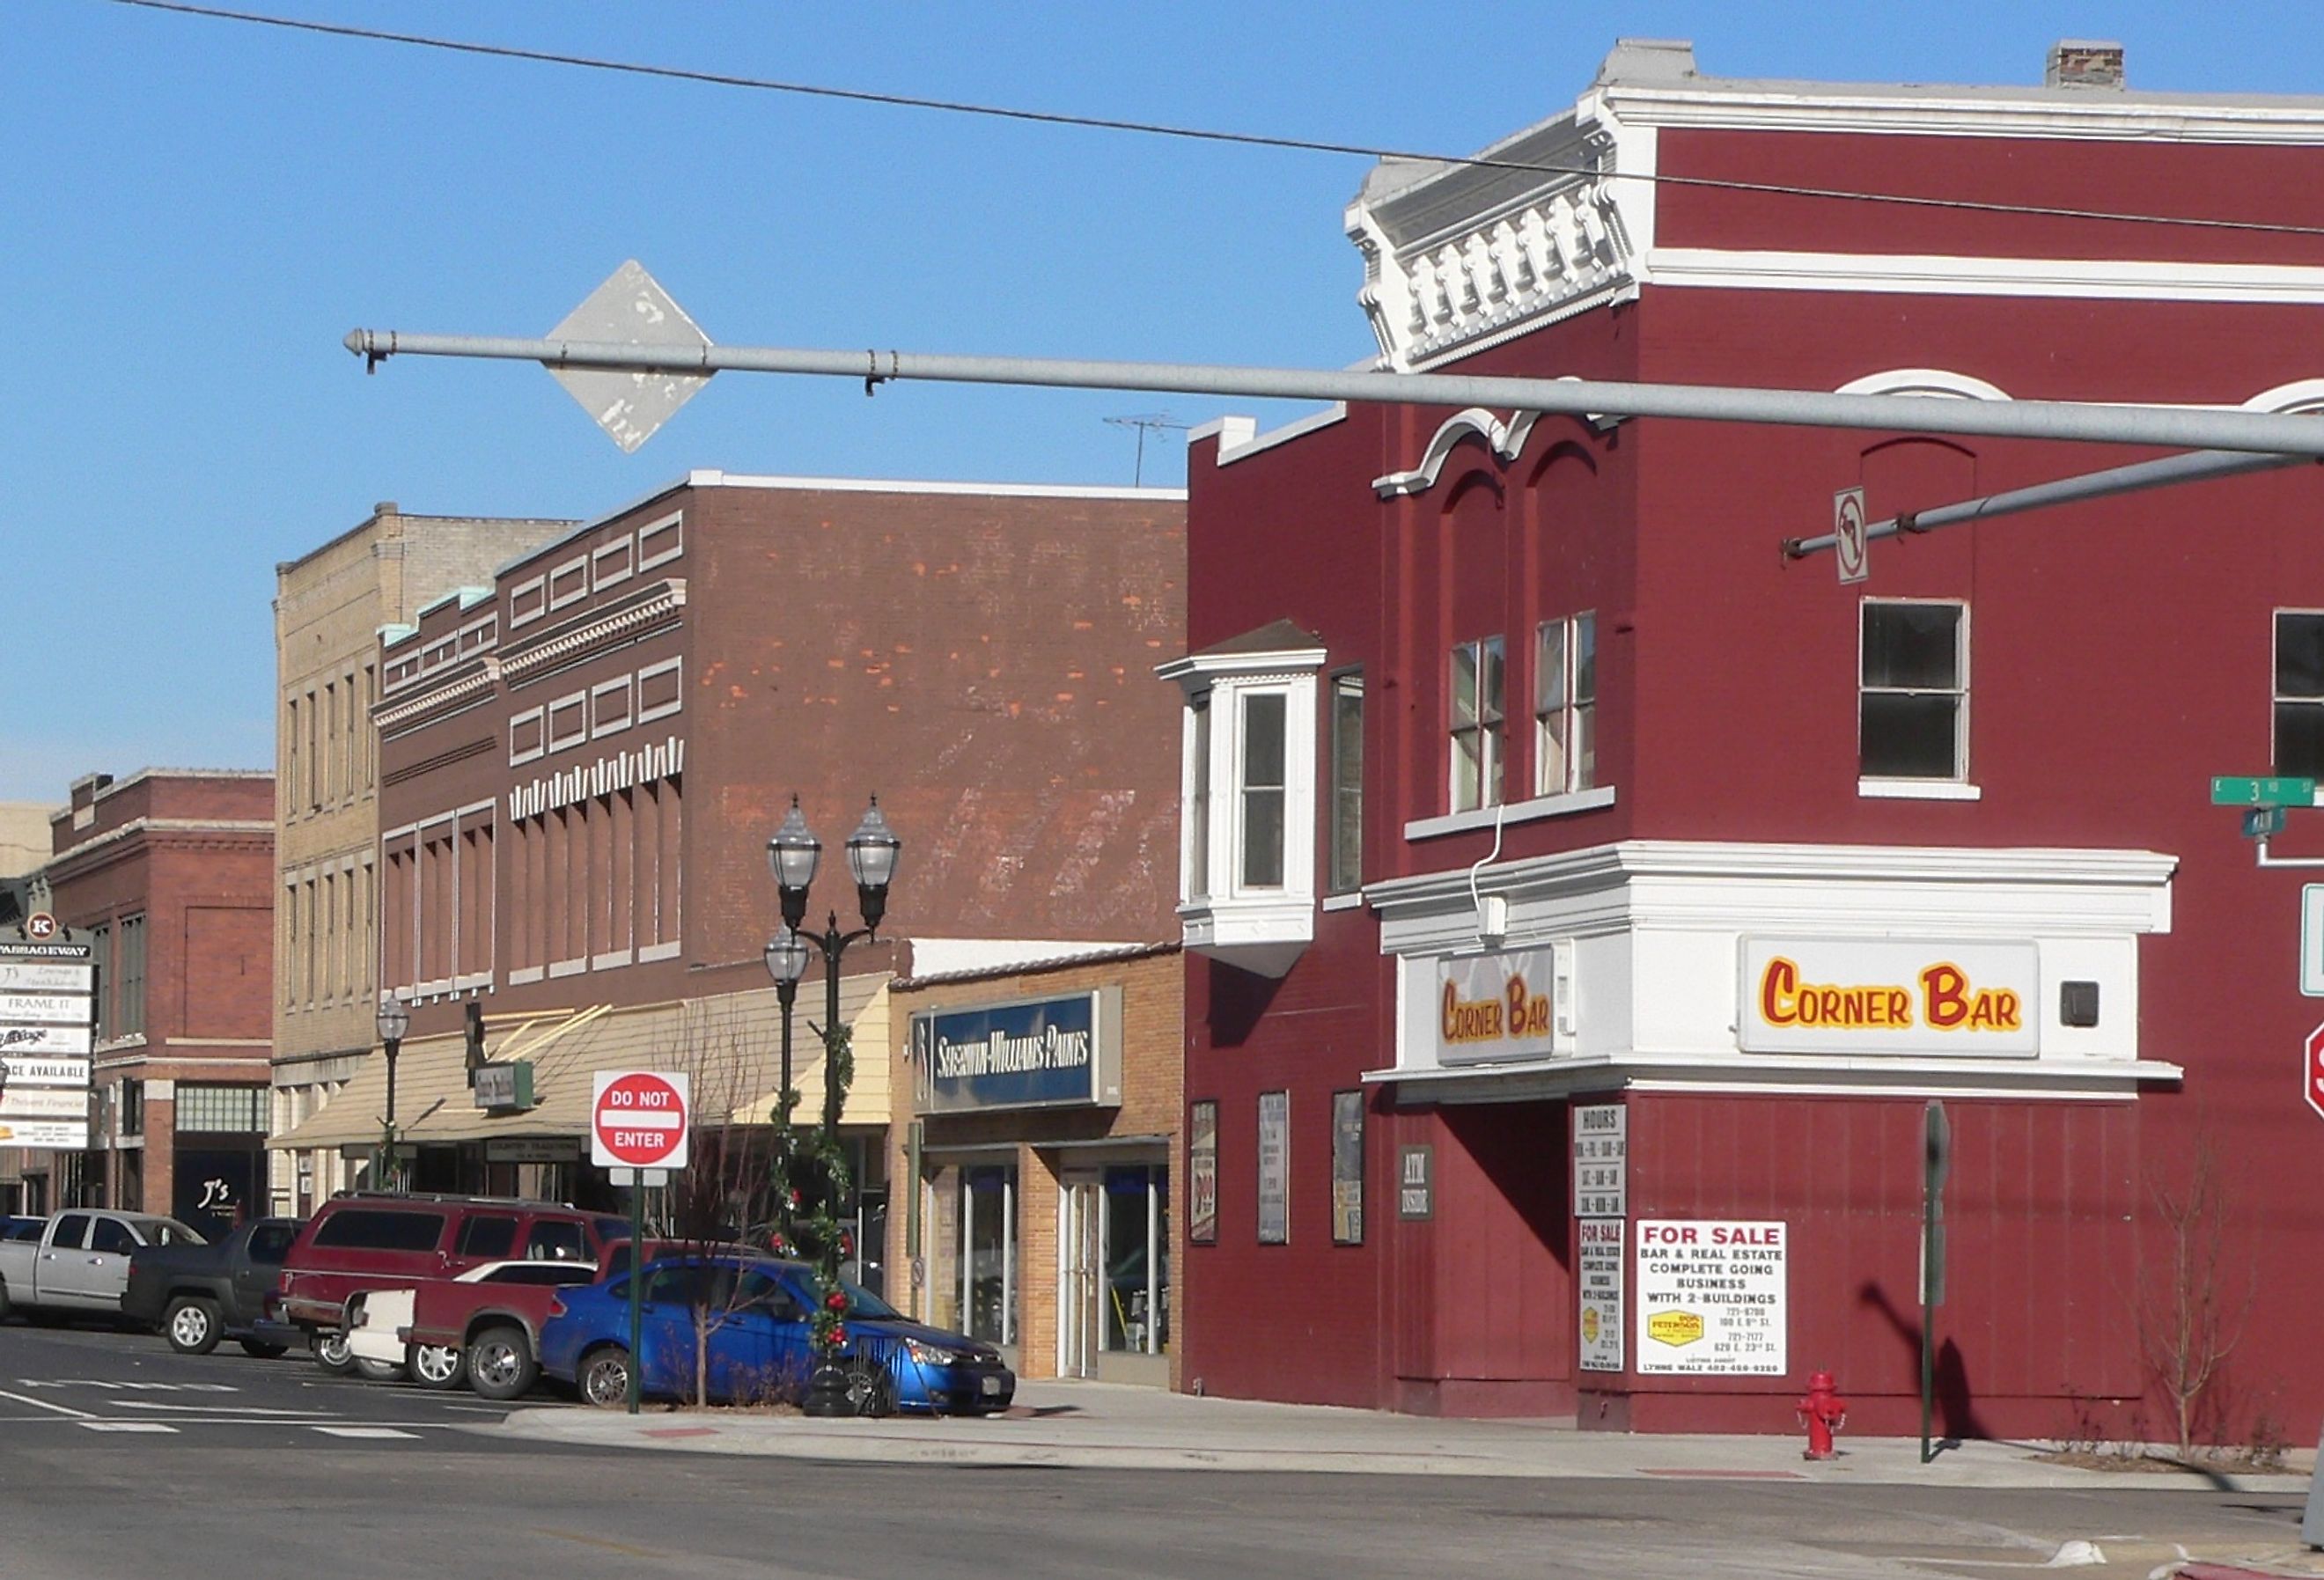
<box><xmin>1449</xmin><ymin>636</ymin><xmax>1505</xmax><ymax>812</ymax></box>
<box><xmin>1328</xmin><ymin>671</ymin><xmax>1364</xmax><ymax>894</ymax></box>
<box><xmin>1860</xmin><ymin>600</ymin><xmax>1967</xmax><ymax>781</ymax></box>
<box><xmin>2275</xmin><ymin>611</ymin><xmax>2324</xmax><ymax>778</ymax></box>
<box><xmin>1534</xmin><ymin>614</ymin><xmax>1595</xmax><ymax>796</ymax></box>
<box><xmin>1158</xmin><ymin>629</ymin><xmax>1326</xmax><ymax>978</ymax></box>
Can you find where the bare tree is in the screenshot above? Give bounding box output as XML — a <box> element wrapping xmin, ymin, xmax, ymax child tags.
<box><xmin>656</xmin><ymin>997</ymin><xmax>774</xmax><ymax>1407</ymax></box>
<box><xmin>2134</xmin><ymin>1120</ymin><xmax>2256</xmax><ymax>1458</ymax></box>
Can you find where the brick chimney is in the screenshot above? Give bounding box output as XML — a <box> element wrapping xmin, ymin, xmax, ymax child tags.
<box><xmin>2046</xmin><ymin>40</ymin><xmax>2125</xmax><ymax>89</ymax></box>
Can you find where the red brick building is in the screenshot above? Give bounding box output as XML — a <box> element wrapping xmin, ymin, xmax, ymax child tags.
<box><xmin>25</xmin><ymin>769</ymin><xmax>274</xmax><ymax>1230</ymax></box>
<box><xmin>1169</xmin><ymin>41</ymin><xmax>2324</xmax><ymax>1442</ymax></box>
<box><xmin>276</xmin><ymin>470</ymin><xmax>1185</xmax><ymax>1282</ymax></box>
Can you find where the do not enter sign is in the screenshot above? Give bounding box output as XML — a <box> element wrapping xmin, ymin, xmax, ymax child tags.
<box><xmin>592</xmin><ymin>1069</ymin><xmax>691</xmax><ymax>1170</ymax></box>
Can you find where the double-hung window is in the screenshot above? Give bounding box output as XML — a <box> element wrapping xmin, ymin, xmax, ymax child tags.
<box><xmin>1239</xmin><ymin>694</ymin><xmax>1288</xmax><ymax>889</ymax></box>
<box><xmin>1859</xmin><ymin>601</ymin><xmax>1967</xmax><ymax>781</ymax></box>
<box><xmin>1534</xmin><ymin>614</ymin><xmax>1596</xmax><ymax>796</ymax></box>
<box><xmin>2275</xmin><ymin>611</ymin><xmax>2324</xmax><ymax>777</ymax></box>
<box><xmin>1449</xmin><ymin>636</ymin><xmax>1505</xmax><ymax>812</ymax></box>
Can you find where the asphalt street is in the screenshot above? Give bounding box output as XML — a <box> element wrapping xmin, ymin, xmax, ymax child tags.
<box><xmin>0</xmin><ymin>1318</ymin><xmax>2313</xmax><ymax>1580</ymax></box>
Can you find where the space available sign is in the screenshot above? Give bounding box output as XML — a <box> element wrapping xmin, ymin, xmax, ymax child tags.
<box><xmin>1739</xmin><ymin>937</ymin><xmax>2039</xmax><ymax>1057</ymax></box>
<box><xmin>1435</xmin><ymin>948</ymin><xmax>1556</xmax><ymax>1065</ymax></box>
<box><xmin>1</xmin><ymin>1055</ymin><xmax>93</xmax><ymax>1087</ymax></box>
<box><xmin>1578</xmin><ymin>1216</ymin><xmax>1624</xmax><ymax>1372</ymax></box>
<box><xmin>1635</xmin><ymin>1219</ymin><xmax>1787</xmax><ymax>1376</ymax></box>
<box><xmin>911</xmin><ymin>989</ymin><xmax>1122</xmax><ymax>1114</ymax></box>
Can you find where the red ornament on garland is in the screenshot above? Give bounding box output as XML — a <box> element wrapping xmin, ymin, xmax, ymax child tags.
<box><xmin>824</xmin><ymin>1288</ymin><xmax>847</xmax><ymax>1312</ymax></box>
<box><xmin>828</xmin><ymin>1324</ymin><xmax>848</xmax><ymax>1347</ymax></box>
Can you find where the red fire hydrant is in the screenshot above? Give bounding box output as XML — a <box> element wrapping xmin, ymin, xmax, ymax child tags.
<box><xmin>1796</xmin><ymin>1371</ymin><xmax>1848</xmax><ymax>1460</ymax></box>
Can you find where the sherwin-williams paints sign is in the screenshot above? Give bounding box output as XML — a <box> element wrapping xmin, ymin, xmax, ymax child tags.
<box><xmin>1436</xmin><ymin>948</ymin><xmax>1555</xmax><ymax>1066</ymax></box>
<box><xmin>1739</xmin><ymin>937</ymin><xmax>2040</xmax><ymax>1057</ymax></box>
<box><xmin>912</xmin><ymin>989</ymin><xmax>1122</xmax><ymax>1115</ymax></box>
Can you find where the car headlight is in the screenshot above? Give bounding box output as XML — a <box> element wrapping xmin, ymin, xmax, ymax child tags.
<box><xmin>903</xmin><ymin>1338</ymin><xmax>961</xmax><ymax>1366</ymax></box>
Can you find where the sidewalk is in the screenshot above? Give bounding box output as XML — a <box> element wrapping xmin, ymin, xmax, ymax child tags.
<box><xmin>484</xmin><ymin>1378</ymin><xmax>2319</xmax><ymax>1491</ymax></box>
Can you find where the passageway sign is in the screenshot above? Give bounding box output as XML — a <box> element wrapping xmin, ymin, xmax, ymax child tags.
<box><xmin>591</xmin><ymin>1069</ymin><xmax>690</xmax><ymax>1170</ymax></box>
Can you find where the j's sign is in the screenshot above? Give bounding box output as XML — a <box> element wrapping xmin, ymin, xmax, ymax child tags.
<box><xmin>1739</xmin><ymin>937</ymin><xmax>2039</xmax><ymax>1058</ymax></box>
<box><xmin>1436</xmin><ymin>949</ymin><xmax>1557</xmax><ymax>1066</ymax></box>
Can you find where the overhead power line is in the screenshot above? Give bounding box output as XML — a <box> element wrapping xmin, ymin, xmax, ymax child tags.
<box><xmin>109</xmin><ymin>0</ymin><xmax>2324</xmax><ymax>242</ymax></box>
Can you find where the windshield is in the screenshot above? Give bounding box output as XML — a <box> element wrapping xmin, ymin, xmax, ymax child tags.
<box><xmin>139</xmin><ymin>1219</ymin><xmax>208</xmax><ymax>1247</ymax></box>
<box><xmin>840</xmin><ymin>1278</ymin><xmax>901</xmax><ymax>1321</ymax></box>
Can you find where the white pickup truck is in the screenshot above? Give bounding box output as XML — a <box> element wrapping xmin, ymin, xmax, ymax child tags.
<box><xmin>0</xmin><ymin>1209</ymin><xmax>206</xmax><ymax>1320</ymax></box>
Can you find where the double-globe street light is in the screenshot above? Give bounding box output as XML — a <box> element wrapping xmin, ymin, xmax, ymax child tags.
<box><xmin>374</xmin><ymin>995</ymin><xmax>410</xmax><ymax>1192</ymax></box>
<box><xmin>761</xmin><ymin>794</ymin><xmax>901</xmax><ymax>1415</ymax></box>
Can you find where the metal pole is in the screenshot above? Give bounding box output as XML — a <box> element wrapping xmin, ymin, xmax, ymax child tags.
<box><xmin>822</xmin><ymin>915</ymin><xmax>843</xmax><ymax>1137</ymax></box>
<box><xmin>1919</xmin><ymin>1209</ymin><xmax>1935</xmax><ymax>1466</ymax></box>
<box><xmin>343</xmin><ymin>328</ymin><xmax>2324</xmax><ymax>459</ymax></box>
<box><xmin>1785</xmin><ymin>447</ymin><xmax>2315</xmax><ymax>558</ymax></box>
<box><xmin>626</xmin><ymin>1179</ymin><xmax>644</xmax><ymax>1415</ymax></box>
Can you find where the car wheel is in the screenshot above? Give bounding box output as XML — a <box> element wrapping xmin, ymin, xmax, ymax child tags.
<box><xmin>353</xmin><ymin>1356</ymin><xmax>404</xmax><ymax>1383</ymax></box>
<box><xmin>466</xmin><ymin>1325</ymin><xmax>539</xmax><ymax>1401</ymax></box>
<box><xmin>238</xmin><ymin>1339</ymin><xmax>290</xmax><ymax>1359</ymax></box>
<box><xmin>163</xmin><ymin>1296</ymin><xmax>222</xmax><ymax>1356</ymax></box>
<box><xmin>577</xmin><ymin>1345</ymin><xmax>631</xmax><ymax>1409</ymax></box>
<box><xmin>313</xmin><ymin>1332</ymin><xmax>357</xmax><ymax>1375</ymax></box>
<box><xmin>408</xmin><ymin>1343</ymin><xmax>465</xmax><ymax>1391</ymax></box>
<box><xmin>843</xmin><ymin>1360</ymin><xmax>895</xmax><ymax>1418</ymax></box>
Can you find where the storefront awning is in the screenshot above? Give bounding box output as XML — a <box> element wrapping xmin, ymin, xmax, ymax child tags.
<box><xmin>270</xmin><ymin>975</ymin><xmax>891</xmax><ymax>1151</ymax></box>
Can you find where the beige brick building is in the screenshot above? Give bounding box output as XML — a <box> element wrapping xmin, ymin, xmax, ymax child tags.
<box><xmin>886</xmin><ymin>944</ymin><xmax>1182</xmax><ymax>1389</ymax></box>
<box><xmin>270</xmin><ymin>502</ymin><xmax>570</xmax><ymax>1214</ymax></box>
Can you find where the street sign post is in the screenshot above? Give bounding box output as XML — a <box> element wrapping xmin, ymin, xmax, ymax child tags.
<box><xmin>1833</xmin><ymin>487</ymin><xmax>1868</xmax><ymax>585</ymax></box>
<box><xmin>592</xmin><ymin>1069</ymin><xmax>690</xmax><ymax>1415</ymax></box>
<box><xmin>2212</xmin><ymin>775</ymin><xmax>2318</xmax><ymax>807</ymax></box>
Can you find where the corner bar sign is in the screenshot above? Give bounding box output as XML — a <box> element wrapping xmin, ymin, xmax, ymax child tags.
<box><xmin>591</xmin><ymin>1069</ymin><xmax>690</xmax><ymax>1171</ymax></box>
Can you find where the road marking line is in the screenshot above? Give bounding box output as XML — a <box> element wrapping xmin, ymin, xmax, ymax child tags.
<box><xmin>311</xmin><ymin>1426</ymin><xmax>420</xmax><ymax>1439</ymax></box>
<box><xmin>79</xmin><ymin>1422</ymin><xmax>179</xmax><ymax>1434</ymax></box>
<box><xmin>129</xmin><ymin>1402</ymin><xmax>340</xmax><ymax>1415</ymax></box>
<box><xmin>0</xmin><ymin>1388</ymin><xmax>95</xmax><ymax>1419</ymax></box>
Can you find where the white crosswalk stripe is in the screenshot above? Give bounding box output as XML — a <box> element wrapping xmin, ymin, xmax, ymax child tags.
<box><xmin>79</xmin><ymin>1421</ymin><xmax>179</xmax><ymax>1434</ymax></box>
<box><xmin>311</xmin><ymin>1426</ymin><xmax>420</xmax><ymax>1439</ymax></box>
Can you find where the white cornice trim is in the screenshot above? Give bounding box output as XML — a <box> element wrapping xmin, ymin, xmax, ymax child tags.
<box><xmin>499</xmin><ymin>582</ymin><xmax>686</xmax><ymax>685</ymax></box>
<box><xmin>1367</xmin><ymin>1051</ymin><xmax>2183</xmax><ymax>1104</ymax></box>
<box><xmin>1154</xmin><ymin>648</ymin><xmax>1329</xmax><ymax>687</ymax></box>
<box><xmin>1600</xmin><ymin>82</ymin><xmax>2324</xmax><ymax>143</ymax></box>
<box><xmin>1366</xmin><ymin>839</ymin><xmax>2179</xmax><ymax>914</ymax></box>
<box><xmin>1648</xmin><ymin>247</ymin><xmax>2324</xmax><ymax>305</ymax></box>
<box><xmin>692</xmin><ymin>469</ymin><xmax>1186</xmax><ymax>502</ymax></box>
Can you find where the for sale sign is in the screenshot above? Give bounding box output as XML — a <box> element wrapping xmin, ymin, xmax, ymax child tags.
<box><xmin>590</xmin><ymin>1069</ymin><xmax>691</xmax><ymax>1171</ymax></box>
<box><xmin>1578</xmin><ymin>1217</ymin><xmax>1624</xmax><ymax>1372</ymax></box>
<box><xmin>1635</xmin><ymin>1219</ymin><xmax>1787</xmax><ymax>1376</ymax></box>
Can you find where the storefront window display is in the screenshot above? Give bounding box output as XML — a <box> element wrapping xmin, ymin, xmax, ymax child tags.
<box><xmin>1103</xmin><ymin>1165</ymin><xmax>1169</xmax><ymax>1355</ymax></box>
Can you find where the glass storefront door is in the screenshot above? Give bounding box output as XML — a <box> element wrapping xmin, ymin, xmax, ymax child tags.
<box><xmin>960</xmin><ymin>1165</ymin><xmax>1018</xmax><ymax>1352</ymax></box>
<box><xmin>1059</xmin><ymin>1162</ymin><xmax>1169</xmax><ymax>1384</ymax></box>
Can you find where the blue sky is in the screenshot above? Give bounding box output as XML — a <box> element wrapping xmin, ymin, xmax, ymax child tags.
<box><xmin>4</xmin><ymin>0</ymin><xmax>2318</xmax><ymax>801</ymax></box>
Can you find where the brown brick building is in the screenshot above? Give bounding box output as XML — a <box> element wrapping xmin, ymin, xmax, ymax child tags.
<box><xmin>273</xmin><ymin>470</ymin><xmax>1185</xmax><ymax>1273</ymax></box>
<box><xmin>271</xmin><ymin>503</ymin><xmax>571</xmax><ymax>1215</ymax></box>
<box><xmin>889</xmin><ymin>944</ymin><xmax>1183</xmax><ymax>1388</ymax></box>
<box><xmin>26</xmin><ymin>769</ymin><xmax>274</xmax><ymax>1229</ymax></box>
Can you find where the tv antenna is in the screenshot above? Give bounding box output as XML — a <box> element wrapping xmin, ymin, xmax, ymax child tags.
<box><xmin>1104</xmin><ymin>413</ymin><xmax>1189</xmax><ymax>486</ymax></box>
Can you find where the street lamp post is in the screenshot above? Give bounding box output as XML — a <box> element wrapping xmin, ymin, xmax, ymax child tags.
<box><xmin>764</xmin><ymin>794</ymin><xmax>901</xmax><ymax>1416</ymax></box>
<box><xmin>374</xmin><ymin>996</ymin><xmax>410</xmax><ymax>1192</ymax></box>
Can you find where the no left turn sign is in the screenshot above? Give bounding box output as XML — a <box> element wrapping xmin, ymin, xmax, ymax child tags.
<box><xmin>592</xmin><ymin>1069</ymin><xmax>691</xmax><ymax>1170</ymax></box>
<box><xmin>1834</xmin><ymin>487</ymin><xmax>1869</xmax><ymax>585</ymax></box>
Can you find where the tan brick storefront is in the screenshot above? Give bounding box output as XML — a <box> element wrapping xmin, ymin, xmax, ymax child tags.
<box><xmin>886</xmin><ymin>945</ymin><xmax>1181</xmax><ymax>1389</ymax></box>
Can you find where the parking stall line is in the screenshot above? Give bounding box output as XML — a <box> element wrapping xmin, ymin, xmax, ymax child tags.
<box><xmin>0</xmin><ymin>1388</ymin><xmax>95</xmax><ymax>1419</ymax></box>
<box><xmin>311</xmin><ymin>1427</ymin><xmax>420</xmax><ymax>1439</ymax></box>
<box><xmin>78</xmin><ymin>1422</ymin><xmax>180</xmax><ymax>1434</ymax></box>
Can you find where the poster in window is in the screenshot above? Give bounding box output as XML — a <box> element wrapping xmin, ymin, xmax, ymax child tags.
<box><xmin>1188</xmin><ymin>1100</ymin><xmax>1218</xmax><ymax>1244</ymax></box>
<box><xmin>1256</xmin><ymin>1090</ymin><xmax>1289</xmax><ymax>1244</ymax></box>
<box><xmin>1330</xmin><ymin>1090</ymin><xmax>1364</xmax><ymax>1245</ymax></box>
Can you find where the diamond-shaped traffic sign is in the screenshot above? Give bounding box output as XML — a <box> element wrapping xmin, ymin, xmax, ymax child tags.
<box><xmin>546</xmin><ymin>261</ymin><xmax>712</xmax><ymax>453</ymax></box>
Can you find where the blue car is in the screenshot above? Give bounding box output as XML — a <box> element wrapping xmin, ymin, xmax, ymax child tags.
<box><xmin>538</xmin><ymin>1253</ymin><xmax>1015</xmax><ymax>1416</ymax></box>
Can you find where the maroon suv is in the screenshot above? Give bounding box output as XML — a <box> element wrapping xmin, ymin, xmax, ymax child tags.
<box><xmin>276</xmin><ymin>1193</ymin><xmax>629</xmax><ymax>1374</ymax></box>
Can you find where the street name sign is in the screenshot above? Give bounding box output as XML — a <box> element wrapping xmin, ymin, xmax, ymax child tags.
<box><xmin>2212</xmin><ymin>775</ymin><xmax>2317</xmax><ymax>807</ymax></box>
<box><xmin>591</xmin><ymin>1069</ymin><xmax>690</xmax><ymax>1170</ymax></box>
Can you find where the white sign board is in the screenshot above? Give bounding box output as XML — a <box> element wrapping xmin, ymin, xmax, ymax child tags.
<box><xmin>1635</xmin><ymin>1219</ymin><xmax>1788</xmax><ymax>1376</ymax></box>
<box><xmin>2304</xmin><ymin>886</ymin><xmax>2324</xmax><ymax>998</ymax></box>
<box><xmin>1834</xmin><ymin>486</ymin><xmax>1869</xmax><ymax>584</ymax></box>
<box><xmin>0</xmin><ymin>963</ymin><xmax>95</xmax><ymax>994</ymax></box>
<box><xmin>0</xmin><ymin>1119</ymin><xmax>91</xmax><ymax>1150</ymax></box>
<box><xmin>0</xmin><ymin>993</ymin><xmax>95</xmax><ymax>1026</ymax></box>
<box><xmin>1573</xmin><ymin>1104</ymin><xmax>1627</xmax><ymax>1217</ymax></box>
<box><xmin>1256</xmin><ymin>1091</ymin><xmax>1290</xmax><ymax>1244</ymax></box>
<box><xmin>0</xmin><ymin>1025</ymin><xmax>94</xmax><ymax>1057</ymax></box>
<box><xmin>1578</xmin><ymin>1217</ymin><xmax>1625</xmax><ymax>1372</ymax></box>
<box><xmin>0</xmin><ymin>1088</ymin><xmax>91</xmax><ymax>1120</ymax></box>
<box><xmin>1436</xmin><ymin>948</ymin><xmax>1556</xmax><ymax>1066</ymax></box>
<box><xmin>0</xmin><ymin>1055</ymin><xmax>93</xmax><ymax>1086</ymax></box>
<box><xmin>1739</xmin><ymin>937</ymin><xmax>2039</xmax><ymax>1057</ymax></box>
